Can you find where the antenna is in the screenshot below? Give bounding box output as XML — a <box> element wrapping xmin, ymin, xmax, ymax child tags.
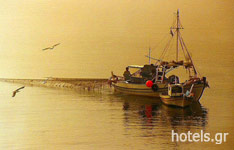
<box><xmin>149</xmin><ymin>47</ymin><xmax>151</xmax><ymax>64</ymax></box>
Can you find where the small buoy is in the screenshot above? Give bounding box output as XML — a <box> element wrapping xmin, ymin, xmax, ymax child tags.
<box><xmin>146</xmin><ymin>80</ymin><xmax>153</xmax><ymax>87</ymax></box>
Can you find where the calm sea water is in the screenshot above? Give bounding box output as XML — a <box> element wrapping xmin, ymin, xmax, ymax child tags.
<box><xmin>0</xmin><ymin>72</ymin><xmax>233</xmax><ymax>150</ymax></box>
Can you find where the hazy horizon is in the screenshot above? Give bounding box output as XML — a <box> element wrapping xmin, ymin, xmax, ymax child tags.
<box><xmin>0</xmin><ymin>0</ymin><xmax>233</xmax><ymax>79</ymax></box>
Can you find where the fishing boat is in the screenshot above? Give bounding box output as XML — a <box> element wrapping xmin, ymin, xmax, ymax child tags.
<box><xmin>160</xmin><ymin>84</ymin><xmax>194</xmax><ymax>107</ymax></box>
<box><xmin>109</xmin><ymin>10</ymin><xmax>209</xmax><ymax>102</ymax></box>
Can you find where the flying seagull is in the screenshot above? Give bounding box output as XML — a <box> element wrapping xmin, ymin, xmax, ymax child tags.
<box><xmin>42</xmin><ymin>43</ymin><xmax>60</xmax><ymax>51</ymax></box>
<box><xmin>12</xmin><ymin>86</ymin><xmax>25</xmax><ymax>97</ymax></box>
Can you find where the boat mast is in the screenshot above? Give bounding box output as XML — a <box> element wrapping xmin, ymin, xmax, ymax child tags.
<box><xmin>176</xmin><ymin>9</ymin><xmax>179</xmax><ymax>62</ymax></box>
<box><xmin>176</xmin><ymin>10</ymin><xmax>198</xmax><ymax>76</ymax></box>
<box><xmin>175</xmin><ymin>10</ymin><xmax>198</xmax><ymax>76</ymax></box>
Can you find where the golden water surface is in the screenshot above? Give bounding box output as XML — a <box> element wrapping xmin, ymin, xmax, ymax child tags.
<box><xmin>0</xmin><ymin>0</ymin><xmax>233</xmax><ymax>149</ymax></box>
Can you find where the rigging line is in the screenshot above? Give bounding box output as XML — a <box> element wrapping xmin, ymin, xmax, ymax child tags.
<box><xmin>151</xmin><ymin>13</ymin><xmax>177</xmax><ymax>55</ymax></box>
<box><xmin>178</xmin><ymin>32</ymin><xmax>187</xmax><ymax>59</ymax></box>
<box><xmin>160</xmin><ymin>36</ymin><xmax>174</xmax><ymax>61</ymax></box>
<box><xmin>171</xmin><ymin>15</ymin><xmax>177</xmax><ymax>28</ymax></box>
<box><xmin>180</xmin><ymin>36</ymin><xmax>198</xmax><ymax>75</ymax></box>
<box><xmin>171</xmin><ymin>12</ymin><xmax>177</xmax><ymax>28</ymax></box>
<box><xmin>150</xmin><ymin>14</ymin><xmax>177</xmax><ymax>60</ymax></box>
<box><xmin>159</xmin><ymin>36</ymin><xmax>173</xmax><ymax>60</ymax></box>
<box><xmin>151</xmin><ymin>33</ymin><xmax>170</xmax><ymax>51</ymax></box>
<box><xmin>197</xmin><ymin>68</ymin><xmax>202</xmax><ymax>77</ymax></box>
<box><xmin>164</xmin><ymin>35</ymin><xmax>175</xmax><ymax>60</ymax></box>
<box><xmin>179</xmin><ymin>19</ymin><xmax>184</xmax><ymax>29</ymax></box>
<box><xmin>158</xmin><ymin>39</ymin><xmax>171</xmax><ymax>60</ymax></box>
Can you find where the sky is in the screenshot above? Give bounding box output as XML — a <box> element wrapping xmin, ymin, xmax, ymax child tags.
<box><xmin>0</xmin><ymin>0</ymin><xmax>233</xmax><ymax>78</ymax></box>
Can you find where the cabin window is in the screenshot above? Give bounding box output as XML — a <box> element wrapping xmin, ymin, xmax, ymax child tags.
<box><xmin>172</xmin><ymin>86</ymin><xmax>183</xmax><ymax>93</ymax></box>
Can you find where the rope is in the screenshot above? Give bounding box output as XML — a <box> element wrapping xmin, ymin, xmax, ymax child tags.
<box><xmin>151</xmin><ymin>13</ymin><xmax>178</xmax><ymax>64</ymax></box>
<box><xmin>159</xmin><ymin>36</ymin><xmax>173</xmax><ymax>61</ymax></box>
<box><xmin>151</xmin><ymin>33</ymin><xmax>170</xmax><ymax>52</ymax></box>
<box><xmin>180</xmin><ymin>36</ymin><xmax>198</xmax><ymax>75</ymax></box>
<box><xmin>164</xmin><ymin>36</ymin><xmax>175</xmax><ymax>60</ymax></box>
<box><xmin>178</xmin><ymin>32</ymin><xmax>187</xmax><ymax>60</ymax></box>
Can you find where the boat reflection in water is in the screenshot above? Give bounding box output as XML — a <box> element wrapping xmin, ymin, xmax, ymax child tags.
<box><xmin>112</xmin><ymin>93</ymin><xmax>208</xmax><ymax>146</ymax></box>
<box><xmin>119</xmin><ymin>94</ymin><xmax>208</xmax><ymax>127</ymax></box>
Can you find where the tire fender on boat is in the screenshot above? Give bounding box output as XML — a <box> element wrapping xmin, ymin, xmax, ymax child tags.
<box><xmin>152</xmin><ymin>84</ymin><xmax>158</xmax><ymax>92</ymax></box>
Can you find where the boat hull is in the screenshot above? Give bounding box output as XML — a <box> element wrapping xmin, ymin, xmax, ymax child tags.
<box><xmin>112</xmin><ymin>82</ymin><xmax>206</xmax><ymax>101</ymax></box>
<box><xmin>160</xmin><ymin>95</ymin><xmax>193</xmax><ymax>107</ymax></box>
